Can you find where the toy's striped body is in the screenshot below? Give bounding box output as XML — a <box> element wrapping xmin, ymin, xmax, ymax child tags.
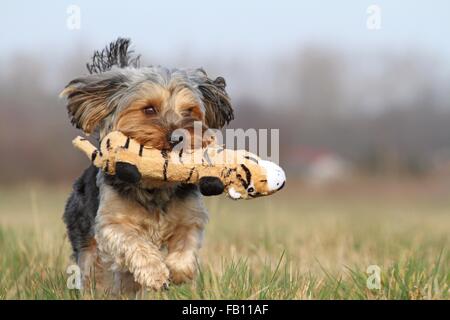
<box><xmin>73</xmin><ymin>131</ymin><xmax>285</xmax><ymax>199</ymax></box>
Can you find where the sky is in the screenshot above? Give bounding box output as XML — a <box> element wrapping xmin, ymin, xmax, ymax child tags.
<box><xmin>1</xmin><ymin>0</ymin><xmax>449</xmax><ymax>107</ymax></box>
<box><xmin>1</xmin><ymin>0</ymin><xmax>449</xmax><ymax>61</ymax></box>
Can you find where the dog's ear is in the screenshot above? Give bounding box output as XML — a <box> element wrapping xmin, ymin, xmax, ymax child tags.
<box><xmin>60</xmin><ymin>38</ymin><xmax>140</xmax><ymax>134</ymax></box>
<box><xmin>196</xmin><ymin>71</ymin><xmax>234</xmax><ymax>129</ymax></box>
<box><xmin>60</xmin><ymin>73</ymin><xmax>126</xmax><ymax>134</ymax></box>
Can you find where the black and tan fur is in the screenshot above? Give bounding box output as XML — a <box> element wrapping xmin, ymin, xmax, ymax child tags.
<box><xmin>62</xmin><ymin>38</ymin><xmax>233</xmax><ymax>294</ymax></box>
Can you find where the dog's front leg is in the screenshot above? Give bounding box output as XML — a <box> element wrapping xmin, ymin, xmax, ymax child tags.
<box><xmin>164</xmin><ymin>195</ymin><xmax>208</xmax><ymax>284</ymax></box>
<box><xmin>163</xmin><ymin>193</ymin><xmax>208</xmax><ymax>284</ymax></box>
<box><xmin>96</xmin><ymin>223</ymin><xmax>170</xmax><ymax>290</ymax></box>
<box><xmin>96</xmin><ymin>186</ymin><xmax>170</xmax><ymax>291</ymax></box>
<box><xmin>165</xmin><ymin>224</ymin><xmax>204</xmax><ymax>284</ymax></box>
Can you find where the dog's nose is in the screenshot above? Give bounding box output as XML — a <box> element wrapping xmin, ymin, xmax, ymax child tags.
<box><xmin>169</xmin><ymin>132</ymin><xmax>184</xmax><ymax>147</ymax></box>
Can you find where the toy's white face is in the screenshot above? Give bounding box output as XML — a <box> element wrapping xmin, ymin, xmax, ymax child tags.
<box><xmin>226</xmin><ymin>159</ymin><xmax>286</xmax><ymax>200</ymax></box>
<box><xmin>259</xmin><ymin>160</ymin><xmax>286</xmax><ymax>193</ymax></box>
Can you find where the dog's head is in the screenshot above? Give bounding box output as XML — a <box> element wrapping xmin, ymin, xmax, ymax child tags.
<box><xmin>61</xmin><ymin>38</ymin><xmax>234</xmax><ymax>150</ymax></box>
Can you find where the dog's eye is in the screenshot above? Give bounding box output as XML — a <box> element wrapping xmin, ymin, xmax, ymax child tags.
<box><xmin>143</xmin><ymin>106</ymin><xmax>157</xmax><ymax>115</ymax></box>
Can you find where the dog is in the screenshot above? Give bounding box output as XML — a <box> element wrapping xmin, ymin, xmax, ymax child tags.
<box><xmin>62</xmin><ymin>38</ymin><xmax>234</xmax><ymax>294</ymax></box>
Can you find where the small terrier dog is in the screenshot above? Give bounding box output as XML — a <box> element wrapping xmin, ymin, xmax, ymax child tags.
<box><xmin>62</xmin><ymin>38</ymin><xmax>234</xmax><ymax>294</ymax></box>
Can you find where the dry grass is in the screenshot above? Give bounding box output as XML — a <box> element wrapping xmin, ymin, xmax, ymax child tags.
<box><xmin>0</xmin><ymin>176</ymin><xmax>449</xmax><ymax>299</ymax></box>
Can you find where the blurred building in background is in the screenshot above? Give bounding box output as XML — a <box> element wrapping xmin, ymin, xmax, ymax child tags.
<box><xmin>287</xmin><ymin>147</ymin><xmax>351</xmax><ymax>185</ymax></box>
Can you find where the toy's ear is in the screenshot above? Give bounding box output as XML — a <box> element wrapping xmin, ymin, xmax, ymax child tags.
<box><xmin>196</xmin><ymin>71</ymin><xmax>234</xmax><ymax>129</ymax></box>
<box><xmin>198</xmin><ymin>176</ymin><xmax>225</xmax><ymax>196</ymax></box>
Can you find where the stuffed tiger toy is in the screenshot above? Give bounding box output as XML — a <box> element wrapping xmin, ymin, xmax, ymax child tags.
<box><xmin>73</xmin><ymin>131</ymin><xmax>286</xmax><ymax>199</ymax></box>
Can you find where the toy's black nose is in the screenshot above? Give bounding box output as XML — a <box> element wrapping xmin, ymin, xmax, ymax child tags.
<box><xmin>277</xmin><ymin>181</ymin><xmax>285</xmax><ymax>191</ymax></box>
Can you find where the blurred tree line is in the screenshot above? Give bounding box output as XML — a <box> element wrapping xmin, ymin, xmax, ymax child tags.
<box><xmin>1</xmin><ymin>45</ymin><xmax>450</xmax><ymax>183</ymax></box>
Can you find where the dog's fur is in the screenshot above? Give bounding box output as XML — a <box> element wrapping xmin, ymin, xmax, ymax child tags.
<box><xmin>62</xmin><ymin>38</ymin><xmax>233</xmax><ymax>294</ymax></box>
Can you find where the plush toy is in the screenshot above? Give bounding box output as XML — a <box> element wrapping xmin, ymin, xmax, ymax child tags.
<box><xmin>73</xmin><ymin>131</ymin><xmax>286</xmax><ymax>199</ymax></box>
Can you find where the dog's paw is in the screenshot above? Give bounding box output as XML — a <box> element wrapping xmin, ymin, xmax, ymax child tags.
<box><xmin>165</xmin><ymin>253</ymin><xmax>196</xmax><ymax>284</ymax></box>
<box><xmin>133</xmin><ymin>262</ymin><xmax>170</xmax><ymax>291</ymax></box>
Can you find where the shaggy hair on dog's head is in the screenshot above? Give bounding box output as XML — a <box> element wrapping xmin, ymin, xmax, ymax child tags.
<box><xmin>61</xmin><ymin>38</ymin><xmax>234</xmax><ymax>149</ymax></box>
<box><xmin>62</xmin><ymin>39</ymin><xmax>236</xmax><ymax>293</ymax></box>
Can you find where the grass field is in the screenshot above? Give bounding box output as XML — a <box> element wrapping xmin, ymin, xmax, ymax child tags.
<box><xmin>0</xmin><ymin>176</ymin><xmax>448</xmax><ymax>299</ymax></box>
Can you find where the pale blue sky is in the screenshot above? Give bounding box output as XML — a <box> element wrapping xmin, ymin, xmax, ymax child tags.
<box><xmin>1</xmin><ymin>0</ymin><xmax>449</xmax><ymax>61</ymax></box>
